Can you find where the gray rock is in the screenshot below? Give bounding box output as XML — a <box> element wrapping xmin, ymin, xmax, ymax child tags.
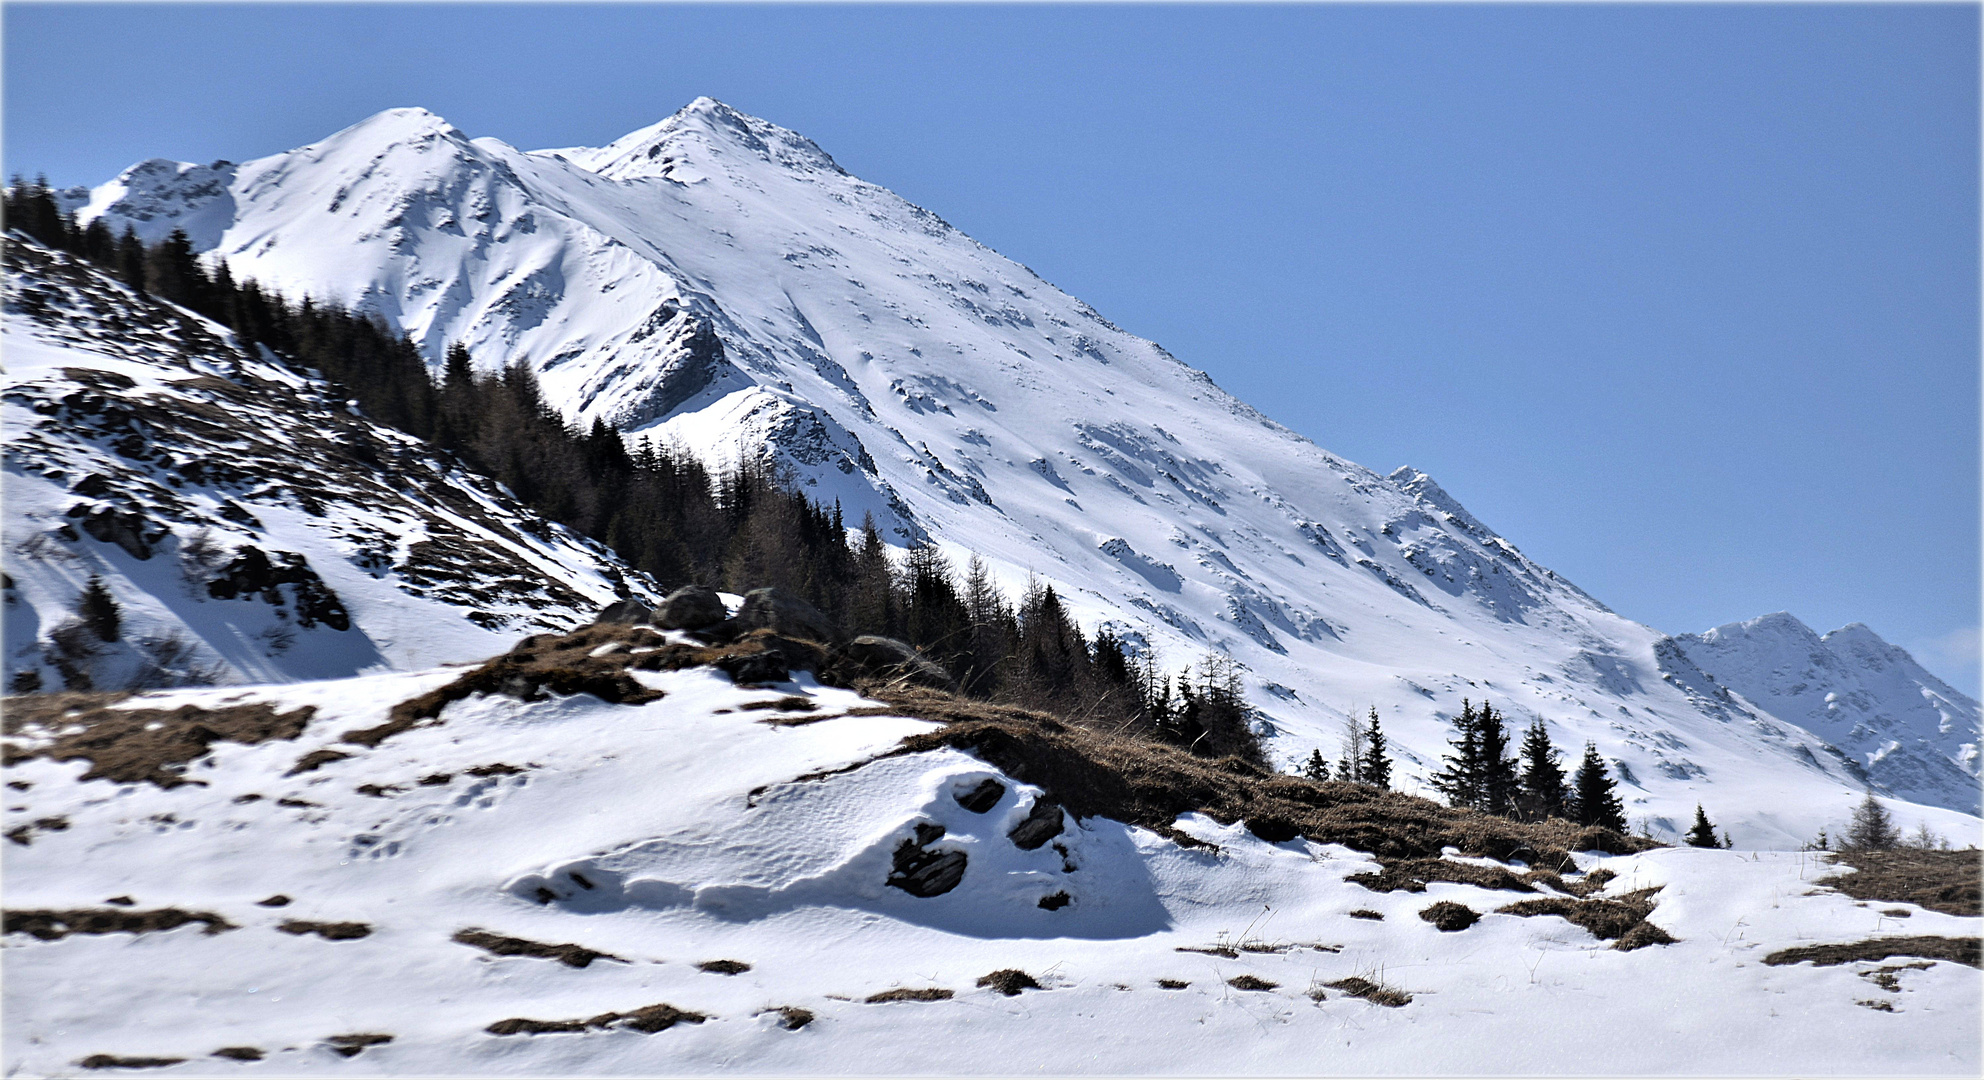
<box><xmin>954</xmin><ymin>778</ymin><xmax>1006</xmax><ymax>814</ymax></box>
<box><xmin>734</xmin><ymin>588</ymin><xmax>838</xmax><ymax>644</ymax></box>
<box><xmin>716</xmin><ymin>648</ymin><xmax>791</xmax><ymax>685</ymax></box>
<box><xmin>839</xmin><ymin>635</ymin><xmax>952</xmax><ymax>688</ymax></box>
<box><xmin>654</xmin><ymin>585</ymin><xmax>726</xmax><ymax>630</ymax></box>
<box><xmin>595</xmin><ymin>599</ymin><xmax>655</xmax><ymax>625</ymax></box>
<box><xmin>1007</xmin><ymin>797</ymin><xmax>1065</xmax><ymax>850</ymax></box>
<box><xmin>887</xmin><ymin>822</ymin><xmax>967</xmax><ymax>898</ymax></box>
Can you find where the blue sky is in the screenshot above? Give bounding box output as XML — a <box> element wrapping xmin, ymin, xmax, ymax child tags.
<box><xmin>7</xmin><ymin>3</ymin><xmax>1979</xmax><ymax>693</ymax></box>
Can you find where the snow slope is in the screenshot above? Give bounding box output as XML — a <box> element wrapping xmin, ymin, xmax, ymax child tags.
<box><xmin>54</xmin><ymin>99</ymin><xmax>1981</xmax><ymax>845</ymax></box>
<box><xmin>1674</xmin><ymin>614</ymin><xmax>1981</xmax><ymax>815</ymax></box>
<box><xmin>2</xmin><ymin>240</ymin><xmax>657</xmax><ymax>690</ymax></box>
<box><xmin>3</xmin><ymin>661</ymin><xmax>1977</xmax><ymax>1076</ymax></box>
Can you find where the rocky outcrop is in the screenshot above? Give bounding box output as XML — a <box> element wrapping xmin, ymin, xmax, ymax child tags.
<box><xmin>654</xmin><ymin>585</ymin><xmax>727</xmax><ymax>630</ymax></box>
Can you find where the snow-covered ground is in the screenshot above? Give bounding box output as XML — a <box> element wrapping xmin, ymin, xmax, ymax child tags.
<box><xmin>3</xmin><ymin>661</ymin><xmax>1977</xmax><ymax>1075</ymax></box>
<box><xmin>51</xmin><ymin>99</ymin><xmax>1980</xmax><ymax>844</ymax></box>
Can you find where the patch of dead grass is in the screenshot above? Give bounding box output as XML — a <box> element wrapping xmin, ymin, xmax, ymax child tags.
<box><xmin>1817</xmin><ymin>850</ymin><xmax>1981</xmax><ymax>917</ymax></box>
<box><xmin>5</xmin><ymin>907</ymin><xmax>234</xmax><ymax>940</ymax></box>
<box><xmin>3</xmin><ymin>695</ymin><xmax>314</xmax><ymax>789</ymax></box>
<box><xmin>1762</xmin><ymin>936</ymin><xmax>1980</xmax><ymax>969</ymax></box>
<box><xmin>452</xmin><ymin>928</ymin><xmax>624</xmax><ymax>968</ymax></box>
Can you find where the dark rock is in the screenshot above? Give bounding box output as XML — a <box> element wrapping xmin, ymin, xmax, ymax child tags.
<box><xmin>205</xmin><ymin>548</ymin><xmax>349</xmax><ymax>630</ymax></box>
<box><xmin>73</xmin><ymin>506</ymin><xmax>153</xmax><ymax>560</ymax></box>
<box><xmin>1247</xmin><ymin>816</ymin><xmax>1302</xmax><ymax>843</ymax></box>
<box><xmin>1008</xmin><ymin>797</ymin><xmax>1065</xmax><ymax>850</ymax></box>
<box><xmin>654</xmin><ymin>585</ymin><xmax>726</xmax><ymax>630</ymax></box>
<box><xmin>716</xmin><ymin>648</ymin><xmax>791</xmax><ymax>685</ymax></box>
<box><xmin>888</xmin><ymin>823</ymin><xmax>968</xmax><ymax>898</ymax></box>
<box><xmin>1037</xmin><ymin>891</ymin><xmax>1071</xmax><ymax>910</ymax></box>
<box><xmin>837</xmin><ymin>635</ymin><xmax>953</xmax><ymax>688</ymax></box>
<box><xmin>954</xmin><ymin>778</ymin><xmax>1006</xmax><ymax>814</ymax></box>
<box><xmin>733</xmin><ymin>588</ymin><xmax>838</xmax><ymax>644</ymax></box>
<box><xmin>595</xmin><ymin>599</ymin><xmax>655</xmax><ymax>625</ymax></box>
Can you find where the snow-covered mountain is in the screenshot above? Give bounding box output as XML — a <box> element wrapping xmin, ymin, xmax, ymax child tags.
<box><xmin>2</xmin><ymin>239</ymin><xmax>657</xmax><ymax>690</ymax></box>
<box><xmin>50</xmin><ymin>99</ymin><xmax>1980</xmax><ymax>846</ymax></box>
<box><xmin>1674</xmin><ymin>614</ymin><xmax>1980</xmax><ymax>815</ymax></box>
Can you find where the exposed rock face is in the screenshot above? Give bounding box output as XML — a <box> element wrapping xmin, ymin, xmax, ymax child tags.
<box><xmin>654</xmin><ymin>585</ymin><xmax>726</xmax><ymax>630</ymax></box>
<box><xmin>732</xmin><ymin>588</ymin><xmax>838</xmax><ymax>644</ymax></box>
<box><xmin>594</xmin><ymin>599</ymin><xmax>655</xmax><ymax>625</ymax></box>
<box><xmin>838</xmin><ymin>635</ymin><xmax>952</xmax><ymax>689</ymax></box>
<box><xmin>953</xmin><ymin>778</ymin><xmax>1005</xmax><ymax>814</ymax></box>
<box><xmin>204</xmin><ymin>548</ymin><xmax>350</xmax><ymax>631</ymax></box>
<box><xmin>1007</xmin><ymin>797</ymin><xmax>1065</xmax><ymax>851</ymax></box>
<box><xmin>887</xmin><ymin>822</ymin><xmax>967</xmax><ymax>897</ymax></box>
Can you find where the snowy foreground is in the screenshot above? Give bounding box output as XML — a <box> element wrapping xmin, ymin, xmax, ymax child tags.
<box><xmin>4</xmin><ymin>656</ymin><xmax>1978</xmax><ymax>1077</ymax></box>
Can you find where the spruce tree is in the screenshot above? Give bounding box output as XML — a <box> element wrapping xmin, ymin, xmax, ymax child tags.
<box><xmin>1517</xmin><ymin>718</ymin><xmax>1568</xmax><ymax>820</ymax></box>
<box><xmin>1845</xmin><ymin>792</ymin><xmax>1900</xmax><ymax>851</ymax></box>
<box><xmin>1303</xmin><ymin>748</ymin><xmax>1330</xmax><ymax>782</ymax></box>
<box><xmin>1685</xmin><ymin>805</ymin><xmax>1719</xmax><ymax>848</ymax></box>
<box><xmin>1431</xmin><ymin>700</ymin><xmax>1482</xmax><ymax>809</ymax></box>
<box><xmin>76</xmin><ymin>575</ymin><xmax>121</xmax><ymax>643</ymax></box>
<box><xmin>1359</xmin><ymin>707</ymin><xmax>1391</xmax><ymax>790</ymax></box>
<box><xmin>1570</xmin><ymin>742</ymin><xmax>1627</xmax><ymax>832</ymax></box>
<box><xmin>1476</xmin><ymin>701</ymin><xmax>1519</xmax><ymax>815</ymax></box>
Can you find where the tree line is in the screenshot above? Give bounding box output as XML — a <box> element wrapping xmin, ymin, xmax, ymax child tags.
<box><xmin>4</xmin><ymin>180</ymin><xmax>1264</xmax><ymax>766</ymax></box>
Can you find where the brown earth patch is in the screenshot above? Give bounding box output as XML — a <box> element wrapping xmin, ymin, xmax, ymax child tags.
<box><xmin>1419</xmin><ymin>901</ymin><xmax>1479</xmax><ymax>932</ymax></box>
<box><xmin>324</xmin><ymin>1034</ymin><xmax>392</xmax><ymax>1058</ymax></box>
<box><xmin>765</xmin><ymin>1006</ymin><xmax>814</xmax><ymax>1029</ymax></box>
<box><xmin>77</xmin><ymin>1054</ymin><xmax>185</xmax><ymax>1070</ymax></box>
<box><xmin>864</xmin><ymin>987</ymin><xmax>953</xmax><ymax>1003</ymax></box>
<box><xmin>696</xmin><ymin>959</ymin><xmax>751</xmax><ymax>975</ymax></box>
<box><xmin>487</xmin><ymin>1003</ymin><xmax>706</xmax><ymax>1036</ymax></box>
<box><xmin>1325</xmin><ymin>977</ymin><xmax>1411</xmax><ymax>1007</ymax></box>
<box><xmin>452</xmin><ymin>928</ymin><xmax>625</xmax><ymax>968</ymax></box>
<box><xmin>740</xmin><ymin>696</ymin><xmax>816</xmax><ymax>713</ymax></box>
<box><xmin>856</xmin><ymin>685</ymin><xmax>1658</xmax><ymax>866</ymax></box>
<box><xmin>1497</xmin><ymin>886</ymin><xmax>1673</xmax><ymax>950</ymax></box>
<box><xmin>277</xmin><ymin>919</ymin><xmax>371</xmax><ymax>941</ymax></box>
<box><xmin>3</xmin><ymin>694</ymin><xmax>314</xmax><ymax>789</ymax></box>
<box><xmin>1762</xmin><ymin>936</ymin><xmax>1980</xmax><ymax>969</ymax></box>
<box><xmin>976</xmin><ymin>968</ymin><xmax>1041</xmax><ymax>995</ymax></box>
<box><xmin>5</xmin><ymin>907</ymin><xmax>234</xmax><ymax>940</ymax></box>
<box><xmin>1817</xmin><ymin>849</ymin><xmax>1981</xmax><ymax>917</ymax></box>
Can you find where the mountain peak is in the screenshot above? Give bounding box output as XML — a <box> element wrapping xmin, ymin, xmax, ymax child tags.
<box><xmin>564</xmin><ymin>97</ymin><xmax>846</xmax><ymax>181</ymax></box>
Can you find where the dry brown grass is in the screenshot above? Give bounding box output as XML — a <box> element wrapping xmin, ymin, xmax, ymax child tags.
<box><xmin>1324</xmin><ymin>976</ymin><xmax>1411</xmax><ymax>1007</ymax></box>
<box><xmin>1497</xmin><ymin>886</ymin><xmax>1673</xmax><ymax>950</ymax></box>
<box><xmin>276</xmin><ymin>920</ymin><xmax>370</xmax><ymax>941</ymax></box>
<box><xmin>1818</xmin><ymin>849</ymin><xmax>1981</xmax><ymax>917</ymax></box>
<box><xmin>5</xmin><ymin>907</ymin><xmax>235</xmax><ymax>941</ymax></box>
<box><xmin>861</xmin><ymin>685</ymin><xmax>1658</xmax><ymax>867</ymax></box>
<box><xmin>976</xmin><ymin>969</ymin><xmax>1042</xmax><ymax>995</ymax></box>
<box><xmin>1418</xmin><ymin>901</ymin><xmax>1479</xmax><ymax>932</ymax></box>
<box><xmin>487</xmin><ymin>1003</ymin><xmax>705</xmax><ymax>1036</ymax></box>
<box><xmin>863</xmin><ymin>987</ymin><xmax>953</xmax><ymax>1003</ymax></box>
<box><xmin>1763</xmin><ymin>936</ymin><xmax>1980</xmax><ymax>969</ymax></box>
<box><xmin>452</xmin><ymin>928</ymin><xmax>624</xmax><ymax>968</ymax></box>
<box><xmin>3</xmin><ymin>694</ymin><xmax>314</xmax><ymax>789</ymax></box>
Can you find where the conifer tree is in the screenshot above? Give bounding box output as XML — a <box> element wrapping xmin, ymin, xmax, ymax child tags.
<box><xmin>1359</xmin><ymin>707</ymin><xmax>1391</xmax><ymax>790</ymax></box>
<box><xmin>1431</xmin><ymin>700</ymin><xmax>1482</xmax><ymax>809</ymax></box>
<box><xmin>116</xmin><ymin>225</ymin><xmax>147</xmax><ymax>294</ymax></box>
<box><xmin>1845</xmin><ymin>792</ymin><xmax>1900</xmax><ymax>851</ymax></box>
<box><xmin>1570</xmin><ymin>742</ymin><xmax>1627</xmax><ymax>832</ymax></box>
<box><xmin>1685</xmin><ymin>805</ymin><xmax>1720</xmax><ymax>848</ymax></box>
<box><xmin>1303</xmin><ymin>748</ymin><xmax>1330</xmax><ymax>782</ymax></box>
<box><xmin>1476</xmin><ymin>701</ymin><xmax>1519</xmax><ymax>815</ymax></box>
<box><xmin>1517</xmin><ymin>717</ymin><xmax>1568</xmax><ymax>820</ymax></box>
<box><xmin>76</xmin><ymin>575</ymin><xmax>121</xmax><ymax>643</ymax></box>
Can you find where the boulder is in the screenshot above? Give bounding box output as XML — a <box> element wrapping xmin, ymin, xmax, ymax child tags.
<box><xmin>1007</xmin><ymin>797</ymin><xmax>1065</xmax><ymax>850</ymax></box>
<box><xmin>953</xmin><ymin>778</ymin><xmax>1006</xmax><ymax>814</ymax></box>
<box><xmin>594</xmin><ymin>599</ymin><xmax>655</xmax><ymax>625</ymax></box>
<box><xmin>887</xmin><ymin>822</ymin><xmax>968</xmax><ymax>898</ymax></box>
<box><xmin>715</xmin><ymin>648</ymin><xmax>791</xmax><ymax>685</ymax></box>
<box><xmin>732</xmin><ymin>588</ymin><xmax>838</xmax><ymax>644</ymax></box>
<box><xmin>837</xmin><ymin>635</ymin><xmax>953</xmax><ymax>689</ymax></box>
<box><xmin>654</xmin><ymin>585</ymin><xmax>726</xmax><ymax>630</ymax></box>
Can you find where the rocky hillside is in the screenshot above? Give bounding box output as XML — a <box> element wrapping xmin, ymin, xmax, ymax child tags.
<box><xmin>2</xmin><ymin>239</ymin><xmax>658</xmax><ymax>691</ymax></box>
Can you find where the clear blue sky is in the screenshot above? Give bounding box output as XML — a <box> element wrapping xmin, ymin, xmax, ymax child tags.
<box><xmin>8</xmin><ymin>3</ymin><xmax>1979</xmax><ymax>694</ymax></box>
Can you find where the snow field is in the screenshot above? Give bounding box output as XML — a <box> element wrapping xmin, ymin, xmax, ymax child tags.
<box><xmin>3</xmin><ymin>667</ymin><xmax>1976</xmax><ymax>1075</ymax></box>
